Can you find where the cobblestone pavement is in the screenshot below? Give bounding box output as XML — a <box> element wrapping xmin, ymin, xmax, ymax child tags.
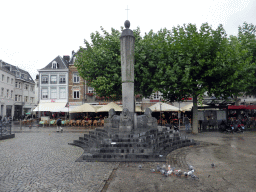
<box><xmin>106</xmin><ymin>131</ymin><xmax>256</xmax><ymax>192</ymax></box>
<box><xmin>1</xmin><ymin>124</ymin><xmax>256</xmax><ymax>192</ymax></box>
<box><xmin>0</xmin><ymin>125</ymin><xmax>118</xmax><ymax>192</ymax></box>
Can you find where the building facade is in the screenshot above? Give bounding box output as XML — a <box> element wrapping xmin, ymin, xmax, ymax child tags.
<box><xmin>37</xmin><ymin>55</ymin><xmax>69</xmax><ymax>113</ymax></box>
<box><xmin>68</xmin><ymin>51</ymin><xmax>86</xmax><ymax>110</ymax></box>
<box><xmin>0</xmin><ymin>60</ymin><xmax>36</xmax><ymax>118</ymax></box>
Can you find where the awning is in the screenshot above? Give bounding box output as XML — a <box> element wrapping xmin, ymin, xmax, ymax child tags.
<box><xmin>33</xmin><ymin>102</ymin><xmax>66</xmax><ymax>112</ymax></box>
<box><xmin>228</xmin><ymin>105</ymin><xmax>256</xmax><ymax>110</ymax></box>
<box><xmin>149</xmin><ymin>102</ymin><xmax>179</xmax><ymax>112</ymax></box>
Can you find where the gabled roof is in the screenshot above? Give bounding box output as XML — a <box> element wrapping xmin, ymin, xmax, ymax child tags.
<box><xmin>0</xmin><ymin>61</ymin><xmax>35</xmax><ymax>84</ymax></box>
<box><xmin>39</xmin><ymin>55</ymin><xmax>68</xmax><ymax>70</ymax></box>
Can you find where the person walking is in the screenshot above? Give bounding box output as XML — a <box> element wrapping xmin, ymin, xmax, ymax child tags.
<box><xmin>184</xmin><ymin>114</ymin><xmax>190</xmax><ymax>131</ymax></box>
<box><xmin>56</xmin><ymin>118</ymin><xmax>63</xmax><ymax>132</ymax></box>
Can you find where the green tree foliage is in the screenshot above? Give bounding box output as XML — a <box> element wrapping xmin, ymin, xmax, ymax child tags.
<box><xmin>75</xmin><ymin>26</ymin><xmax>164</xmax><ymax>100</ymax></box>
<box><xmin>75</xmin><ymin>23</ymin><xmax>255</xmax><ymax>134</ymax></box>
<box><xmin>238</xmin><ymin>22</ymin><xmax>256</xmax><ymax>95</ymax></box>
<box><xmin>156</xmin><ymin>23</ymin><xmax>255</xmax><ymax>133</ymax></box>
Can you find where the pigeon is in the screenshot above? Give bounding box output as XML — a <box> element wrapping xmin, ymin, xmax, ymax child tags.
<box><xmin>211</xmin><ymin>163</ymin><xmax>215</xmax><ymax>168</ymax></box>
<box><xmin>164</xmin><ymin>170</ymin><xmax>171</xmax><ymax>177</ymax></box>
<box><xmin>160</xmin><ymin>169</ymin><xmax>167</xmax><ymax>175</ymax></box>
<box><xmin>187</xmin><ymin>170</ymin><xmax>193</xmax><ymax>176</ymax></box>
<box><xmin>138</xmin><ymin>165</ymin><xmax>142</xmax><ymax>170</ymax></box>
<box><xmin>157</xmin><ymin>165</ymin><xmax>161</xmax><ymax>172</ymax></box>
<box><xmin>150</xmin><ymin>169</ymin><xmax>155</xmax><ymax>173</ymax></box>
<box><xmin>167</xmin><ymin>170</ymin><xmax>173</xmax><ymax>175</ymax></box>
<box><xmin>188</xmin><ymin>164</ymin><xmax>194</xmax><ymax>171</ymax></box>
<box><xmin>191</xmin><ymin>174</ymin><xmax>199</xmax><ymax>179</ymax></box>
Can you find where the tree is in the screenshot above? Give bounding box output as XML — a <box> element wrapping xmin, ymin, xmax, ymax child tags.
<box><xmin>75</xmin><ymin>26</ymin><xmax>171</xmax><ymax>100</ymax></box>
<box><xmin>156</xmin><ymin>23</ymin><xmax>255</xmax><ymax>133</ymax></box>
<box><xmin>238</xmin><ymin>22</ymin><xmax>256</xmax><ymax>96</ymax></box>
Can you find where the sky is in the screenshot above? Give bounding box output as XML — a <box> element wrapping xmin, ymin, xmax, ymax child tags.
<box><xmin>0</xmin><ymin>0</ymin><xmax>256</xmax><ymax>80</ymax></box>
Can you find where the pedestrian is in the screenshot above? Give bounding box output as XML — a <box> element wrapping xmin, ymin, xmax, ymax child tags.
<box><xmin>56</xmin><ymin>118</ymin><xmax>63</xmax><ymax>132</ymax></box>
<box><xmin>184</xmin><ymin>114</ymin><xmax>190</xmax><ymax>131</ymax></box>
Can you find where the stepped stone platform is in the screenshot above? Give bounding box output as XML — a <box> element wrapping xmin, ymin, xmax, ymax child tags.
<box><xmin>69</xmin><ymin>126</ymin><xmax>196</xmax><ymax>162</ymax></box>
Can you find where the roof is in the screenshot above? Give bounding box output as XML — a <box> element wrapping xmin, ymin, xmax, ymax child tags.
<box><xmin>39</xmin><ymin>55</ymin><xmax>69</xmax><ymax>70</ymax></box>
<box><xmin>0</xmin><ymin>60</ymin><xmax>35</xmax><ymax>84</ymax></box>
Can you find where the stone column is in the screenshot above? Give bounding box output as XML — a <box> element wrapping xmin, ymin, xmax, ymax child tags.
<box><xmin>120</xmin><ymin>20</ymin><xmax>135</xmax><ymax>114</ymax></box>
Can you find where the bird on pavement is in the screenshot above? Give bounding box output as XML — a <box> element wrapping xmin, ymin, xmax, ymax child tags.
<box><xmin>211</xmin><ymin>163</ymin><xmax>215</xmax><ymax>168</ymax></box>
<box><xmin>138</xmin><ymin>164</ymin><xmax>142</xmax><ymax>170</ymax></box>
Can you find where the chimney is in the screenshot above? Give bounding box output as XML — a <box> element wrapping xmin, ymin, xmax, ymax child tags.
<box><xmin>63</xmin><ymin>55</ymin><xmax>70</xmax><ymax>64</ymax></box>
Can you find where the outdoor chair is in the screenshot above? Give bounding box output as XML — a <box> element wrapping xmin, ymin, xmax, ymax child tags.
<box><xmin>64</xmin><ymin>120</ymin><xmax>69</xmax><ymax>126</ymax></box>
<box><xmin>69</xmin><ymin>120</ymin><xmax>74</xmax><ymax>126</ymax></box>
<box><xmin>50</xmin><ymin>120</ymin><xmax>56</xmax><ymax>127</ymax></box>
<box><xmin>76</xmin><ymin>120</ymin><xmax>81</xmax><ymax>126</ymax></box>
<box><xmin>93</xmin><ymin>120</ymin><xmax>98</xmax><ymax>127</ymax></box>
<box><xmin>100</xmin><ymin>120</ymin><xmax>104</xmax><ymax>126</ymax></box>
<box><xmin>87</xmin><ymin>120</ymin><xmax>92</xmax><ymax>128</ymax></box>
<box><xmin>81</xmin><ymin>120</ymin><xmax>86</xmax><ymax>127</ymax></box>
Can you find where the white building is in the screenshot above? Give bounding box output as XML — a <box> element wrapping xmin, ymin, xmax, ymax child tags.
<box><xmin>36</xmin><ymin>55</ymin><xmax>69</xmax><ymax>114</ymax></box>
<box><xmin>0</xmin><ymin>65</ymin><xmax>15</xmax><ymax>117</ymax></box>
<box><xmin>0</xmin><ymin>60</ymin><xmax>36</xmax><ymax>118</ymax></box>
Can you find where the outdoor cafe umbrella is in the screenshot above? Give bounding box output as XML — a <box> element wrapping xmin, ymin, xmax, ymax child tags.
<box><xmin>70</xmin><ymin>103</ymin><xmax>97</xmax><ymax>113</ymax></box>
<box><xmin>97</xmin><ymin>102</ymin><xmax>123</xmax><ymax>112</ymax></box>
<box><xmin>149</xmin><ymin>102</ymin><xmax>179</xmax><ymax>112</ymax></box>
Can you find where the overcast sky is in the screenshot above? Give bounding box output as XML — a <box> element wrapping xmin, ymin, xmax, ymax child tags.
<box><xmin>0</xmin><ymin>0</ymin><xmax>255</xmax><ymax>80</ymax></box>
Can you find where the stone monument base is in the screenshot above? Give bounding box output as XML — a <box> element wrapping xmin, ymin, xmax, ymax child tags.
<box><xmin>69</xmin><ymin>127</ymin><xmax>196</xmax><ymax>162</ymax></box>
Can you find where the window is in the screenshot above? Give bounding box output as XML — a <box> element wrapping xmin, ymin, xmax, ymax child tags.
<box><xmin>1</xmin><ymin>88</ymin><xmax>4</xmax><ymax>96</ymax></box>
<box><xmin>30</xmin><ymin>97</ymin><xmax>34</xmax><ymax>103</ymax></box>
<box><xmin>11</xmin><ymin>78</ymin><xmax>13</xmax><ymax>84</ymax></box>
<box><xmin>59</xmin><ymin>75</ymin><xmax>66</xmax><ymax>84</ymax></box>
<box><xmin>59</xmin><ymin>87</ymin><xmax>66</xmax><ymax>99</ymax></box>
<box><xmin>15</xmin><ymin>82</ymin><xmax>18</xmax><ymax>88</ymax></box>
<box><xmin>15</xmin><ymin>95</ymin><xmax>18</xmax><ymax>101</ymax></box>
<box><xmin>24</xmin><ymin>96</ymin><xmax>28</xmax><ymax>102</ymax></box>
<box><xmin>19</xmin><ymin>95</ymin><xmax>22</xmax><ymax>102</ymax></box>
<box><xmin>73</xmin><ymin>90</ymin><xmax>80</xmax><ymax>99</ymax></box>
<box><xmin>42</xmin><ymin>89</ymin><xmax>48</xmax><ymax>99</ymax></box>
<box><xmin>50</xmin><ymin>88</ymin><xmax>57</xmax><ymax>99</ymax></box>
<box><xmin>50</xmin><ymin>75</ymin><xmax>57</xmax><ymax>84</ymax></box>
<box><xmin>11</xmin><ymin>90</ymin><xmax>13</xmax><ymax>99</ymax></box>
<box><xmin>16</xmin><ymin>72</ymin><xmax>20</xmax><ymax>78</ymax></box>
<box><xmin>73</xmin><ymin>73</ymin><xmax>80</xmax><ymax>83</ymax></box>
<box><xmin>30</xmin><ymin>86</ymin><xmax>34</xmax><ymax>92</ymax></box>
<box><xmin>2</xmin><ymin>75</ymin><xmax>4</xmax><ymax>81</ymax></box>
<box><xmin>19</xmin><ymin>82</ymin><xmax>21</xmax><ymax>89</ymax></box>
<box><xmin>52</xmin><ymin>61</ymin><xmax>58</xmax><ymax>69</ymax></box>
<box><xmin>24</xmin><ymin>84</ymin><xmax>29</xmax><ymax>90</ymax></box>
<box><xmin>7</xmin><ymin>77</ymin><xmax>9</xmax><ymax>83</ymax></box>
<box><xmin>42</xmin><ymin>75</ymin><xmax>48</xmax><ymax>84</ymax></box>
<box><xmin>88</xmin><ymin>87</ymin><xmax>94</xmax><ymax>93</ymax></box>
<box><xmin>6</xmin><ymin>89</ymin><xmax>9</xmax><ymax>98</ymax></box>
<box><xmin>21</xmin><ymin>74</ymin><xmax>24</xmax><ymax>79</ymax></box>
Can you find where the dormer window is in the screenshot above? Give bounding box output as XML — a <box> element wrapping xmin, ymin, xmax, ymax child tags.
<box><xmin>21</xmin><ymin>73</ymin><xmax>24</xmax><ymax>79</ymax></box>
<box><xmin>52</xmin><ymin>61</ymin><xmax>58</xmax><ymax>69</ymax></box>
<box><xmin>16</xmin><ymin>72</ymin><xmax>20</xmax><ymax>78</ymax></box>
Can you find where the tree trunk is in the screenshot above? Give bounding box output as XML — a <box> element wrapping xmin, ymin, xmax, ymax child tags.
<box><xmin>192</xmin><ymin>94</ymin><xmax>198</xmax><ymax>134</ymax></box>
<box><xmin>234</xmin><ymin>95</ymin><xmax>239</xmax><ymax>106</ymax></box>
